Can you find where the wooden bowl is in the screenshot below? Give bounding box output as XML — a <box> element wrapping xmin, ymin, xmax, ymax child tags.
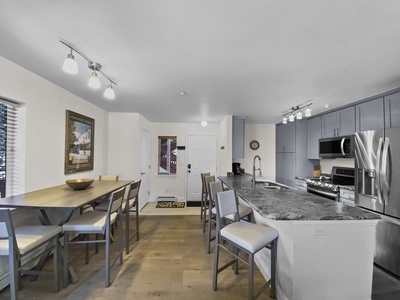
<box><xmin>65</xmin><ymin>178</ymin><xmax>94</xmax><ymax>190</ymax></box>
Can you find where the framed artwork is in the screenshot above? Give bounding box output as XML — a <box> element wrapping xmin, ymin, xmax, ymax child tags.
<box><xmin>64</xmin><ymin>110</ymin><xmax>95</xmax><ymax>174</ymax></box>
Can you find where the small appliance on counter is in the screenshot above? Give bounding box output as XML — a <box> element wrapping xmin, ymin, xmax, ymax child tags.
<box><xmin>232</xmin><ymin>162</ymin><xmax>242</xmax><ymax>175</ymax></box>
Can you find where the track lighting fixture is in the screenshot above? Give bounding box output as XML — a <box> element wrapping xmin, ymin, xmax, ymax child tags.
<box><xmin>281</xmin><ymin>102</ymin><xmax>313</xmax><ymax>124</ymax></box>
<box><xmin>60</xmin><ymin>38</ymin><xmax>117</xmax><ymax>99</ymax></box>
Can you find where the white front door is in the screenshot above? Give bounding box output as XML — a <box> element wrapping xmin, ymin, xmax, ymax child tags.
<box><xmin>186</xmin><ymin>135</ymin><xmax>218</xmax><ymax>202</ymax></box>
<box><xmin>140</xmin><ymin>129</ymin><xmax>150</xmax><ymax>210</ymax></box>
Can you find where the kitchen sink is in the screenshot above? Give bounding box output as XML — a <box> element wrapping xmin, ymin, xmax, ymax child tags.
<box><xmin>252</xmin><ymin>178</ymin><xmax>290</xmax><ymax>190</ymax></box>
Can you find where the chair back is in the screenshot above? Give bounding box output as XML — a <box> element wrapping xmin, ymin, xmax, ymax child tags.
<box><xmin>208</xmin><ymin>181</ymin><xmax>223</xmax><ymax>203</ymax></box>
<box><xmin>107</xmin><ymin>187</ymin><xmax>126</xmax><ymax>215</ymax></box>
<box><xmin>0</xmin><ymin>209</ymin><xmax>20</xmax><ymax>257</ymax></box>
<box><xmin>0</xmin><ymin>209</ymin><xmax>13</xmax><ymax>238</ymax></box>
<box><xmin>201</xmin><ymin>172</ymin><xmax>211</xmax><ymax>190</ymax></box>
<box><xmin>99</xmin><ymin>175</ymin><xmax>119</xmax><ymax>181</ymax></box>
<box><xmin>215</xmin><ymin>190</ymin><xmax>239</xmax><ymax>222</ymax></box>
<box><xmin>204</xmin><ymin>175</ymin><xmax>215</xmax><ymax>198</ymax></box>
<box><xmin>123</xmin><ymin>180</ymin><xmax>141</xmax><ymax>211</ymax></box>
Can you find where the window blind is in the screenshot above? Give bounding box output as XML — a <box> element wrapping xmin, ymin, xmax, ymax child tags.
<box><xmin>0</xmin><ymin>97</ymin><xmax>21</xmax><ymax>198</ymax></box>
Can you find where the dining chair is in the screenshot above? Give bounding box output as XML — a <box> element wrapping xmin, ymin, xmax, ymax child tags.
<box><xmin>213</xmin><ymin>190</ymin><xmax>279</xmax><ymax>300</ymax></box>
<box><xmin>200</xmin><ymin>172</ymin><xmax>211</xmax><ymax>220</ymax></box>
<box><xmin>0</xmin><ymin>209</ymin><xmax>62</xmax><ymax>300</ymax></box>
<box><xmin>95</xmin><ymin>180</ymin><xmax>141</xmax><ymax>254</ymax></box>
<box><xmin>206</xmin><ymin>182</ymin><xmax>253</xmax><ymax>254</ymax></box>
<box><xmin>62</xmin><ymin>186</ymin><xmax>125</xmax><ymax>287</ymax></box>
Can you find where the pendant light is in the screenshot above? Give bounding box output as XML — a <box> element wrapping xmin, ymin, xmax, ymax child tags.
<box><xmin>305</xmin><ymin>105</ymin><xmax>312</xmax><ymax>117</ymax></box>
<box><xmin>62</xmin><ymin>49</ymin><xmax>78</xmax><ymax>74</ymax></box>
<box><xmin>296</xmin><ymin>110</ymin><xmax>303</xmax><ymax>120</ymax></box>
<box><xmin>88</xmin><ymin>71</ymin><xmax>101</xmax><ymax>89</ymax></box>
<box><xmin>104</xmin><ymin>83</ymin><xmax>115</xmax><ymax>99</ymax></box>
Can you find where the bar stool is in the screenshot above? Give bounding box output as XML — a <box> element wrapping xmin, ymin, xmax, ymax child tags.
<box><xmin>202</xmin><ymin>175</ymin><xmax>215</xmax><ymax>232</ymax></box>
<box><xmin>200</xmin><ymin>172</ymin><xmax>210</xmax><ymax>220</ymax></box>
<box><xmin>213</xmin><ymin>190</ymin><xmax>279</xmax><ymax>300</ymax></box>
<box><xmin>206</xmin><ymin>181</ymin><xmax>253</xmax><ymax>254</ymax></box>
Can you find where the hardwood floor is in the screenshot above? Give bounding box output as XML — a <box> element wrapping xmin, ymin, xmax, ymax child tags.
<box><xmin>0</xmin><ymin>207</ymin><xmax>273</xmax><ymax>299</ymax></box>
<box><xmin>1</xmin><ymin>203</ymin><xmax>399</xmax><ymax>299</ymax></box>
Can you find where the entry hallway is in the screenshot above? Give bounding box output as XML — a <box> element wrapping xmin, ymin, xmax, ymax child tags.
<box><xmin>1</xmin><ymin>203</ymin><xmax>399</xmax><ymax>299</ymax></box>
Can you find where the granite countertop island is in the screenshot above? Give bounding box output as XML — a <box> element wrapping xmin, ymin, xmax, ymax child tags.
<box><xmin>218</xmin><ymin>174</ymin><xmax>379</xmax><ymax>221</ymax></box>
<box><xmin>218</xmin><ymin>173</ymin><xmax>380</xmax><ymax>300</ymax></box>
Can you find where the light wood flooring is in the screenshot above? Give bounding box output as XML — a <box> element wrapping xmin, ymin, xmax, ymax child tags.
<box><xmin>1</xmin><ymin>202</ymin><xmax>400</xmax><ymax>299</ymax></box>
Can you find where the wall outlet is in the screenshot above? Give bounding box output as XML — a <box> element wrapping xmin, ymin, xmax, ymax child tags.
<box><xmin>314</xmin><ymin>227</ymin><xmax>326</xmax><ymax>236</ymax></box>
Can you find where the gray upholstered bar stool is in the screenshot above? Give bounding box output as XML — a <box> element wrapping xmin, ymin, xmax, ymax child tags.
<box><xmin>206</xmin><ymin>181</ymin><xmax>253</xmax><ymax>254</ymax></box>
<box><xmin>200</xmin><ymin>172</ymin><xmax>211</xmax><ymax>220</ymax></box>
<box><xmin>213</xmin><ymin>190</ymin><xmax>279</xmax><ymax>300</ymax></box>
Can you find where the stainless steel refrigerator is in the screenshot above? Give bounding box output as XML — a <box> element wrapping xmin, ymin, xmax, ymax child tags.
<box><xmin>355</xmin><ymin>127</ymin><xmax>400</xmax><ymax>277</ymax></box>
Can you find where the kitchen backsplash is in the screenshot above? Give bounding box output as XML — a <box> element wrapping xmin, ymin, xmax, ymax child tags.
<box><xmin>320</xmin><ymin>158</ymin><xmax>354</xmax><ymax>174</ymax></box>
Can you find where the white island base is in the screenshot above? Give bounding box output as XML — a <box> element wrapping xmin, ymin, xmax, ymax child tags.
<box><xmin>241</xmin><ymin>199</ymin><xmax>378</xmax><ymax>300</ymax></box>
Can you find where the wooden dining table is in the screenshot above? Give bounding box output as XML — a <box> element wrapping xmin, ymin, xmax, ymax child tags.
<box><xmin>0</xmin><ymin>180</ymin><xmax>133</xmax><ymax>284</ymax></box>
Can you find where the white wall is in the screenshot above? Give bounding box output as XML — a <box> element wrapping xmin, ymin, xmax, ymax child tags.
<box><xmin>233</xmin><ymin>123</ymin><xmax>276</xmax><ymax>180</ymax></box>
<box><xmin>0</xmin><ymin>56</ymin><xmax>108</xmax><ymax>192</ymax></box>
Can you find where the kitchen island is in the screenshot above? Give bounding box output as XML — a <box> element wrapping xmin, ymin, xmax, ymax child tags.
<box><xmin>218</xmin><ymin>174</ymin><xmax>380</xmax><ymax>300</ymax></box>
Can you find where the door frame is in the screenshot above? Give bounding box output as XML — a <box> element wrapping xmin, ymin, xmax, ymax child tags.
<box><xmin>185</xmin><ymin>133</ymin><xmax>219</xmax><ymax>202</ymax></box>
<box><xmin>140</xmin><ymin>128</ymin><xmax>150</xmax><ymax>210</ymax></box>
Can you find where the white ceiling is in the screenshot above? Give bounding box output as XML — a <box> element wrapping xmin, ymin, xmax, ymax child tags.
<box><xmin>2</xmin><ymin>1</ymin><xmax>400</xmax><ymax>124</ymax></box>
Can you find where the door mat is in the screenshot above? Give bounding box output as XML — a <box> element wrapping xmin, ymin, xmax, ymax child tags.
<box><xmin>156</xmin><ymin>201</ymin><xmax>186</xmax><ymax>208</ymax></box>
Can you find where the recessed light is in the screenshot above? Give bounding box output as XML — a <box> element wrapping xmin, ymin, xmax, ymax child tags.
<box><xmin>180</xmin><ymin>91</ymin><xmax>186</xmax><ymax>96</ymax></box>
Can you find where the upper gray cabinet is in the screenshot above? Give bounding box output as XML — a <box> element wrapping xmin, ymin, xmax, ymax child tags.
<box><xmin>232</xmin><ymin>116</ymin><xmax>245</xmax><ymax>159</ymax></box>
<box><xmin>307</xmin><ymin>116</ymin><xmax>321</xmax><ymax>159</ymax></box>
<box><xmin>355</xmin><ymin>97</ymin><xmax>384</xmax><ymax>132</ymax></box>
<box><xmin>322</xmin><ymin>106</ymin><xmax>355</xmax><ymax>138</ymax></box>
<box><xmin>384</xmin><ymin>92</ymin><xmax>400</xmax><ymax>128</ymax></box>
<box><xmin>276</xmin><ymin>122</ymin><xmax>295</xmax><ymax>153</ymax></box>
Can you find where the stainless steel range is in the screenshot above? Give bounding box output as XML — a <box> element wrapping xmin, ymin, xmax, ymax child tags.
<box><xmin>306</xmin><ymin>166</ymin><xmax>355</xmax><ymax>201</ymax></box>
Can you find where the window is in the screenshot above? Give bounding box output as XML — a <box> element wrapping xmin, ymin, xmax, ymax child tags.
<box><xmin>158</xmin><ymin>136</ymin><xmax>177</xmax><ymax>175</ymax></box>
<box><xmin>0</xmin><ymin>97</ymin><xmax>22</xmax><ymax>198</ymax></box>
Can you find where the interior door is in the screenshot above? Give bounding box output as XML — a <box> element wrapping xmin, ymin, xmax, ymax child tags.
<box><xmin>140</xmin><ymin>129</ymin><xmax>150</xmax><ymax>210</ymax></box>
<box><xmin>186</xmin><ymin>135</ymin><xmax>217</xmax><ymax>202</ymax></box>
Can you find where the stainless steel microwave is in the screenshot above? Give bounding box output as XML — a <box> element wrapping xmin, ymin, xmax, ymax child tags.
<box><xmin>319</xmin><ymin>135</ymin><xmax>355</xmax><ymax>158</ymax></box>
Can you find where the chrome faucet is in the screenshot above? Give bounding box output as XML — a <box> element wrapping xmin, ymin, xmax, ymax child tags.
<box><xmin>252</xmin><ymin>155</ymin><xmax>262</xmax><ymax>187</ymax></box>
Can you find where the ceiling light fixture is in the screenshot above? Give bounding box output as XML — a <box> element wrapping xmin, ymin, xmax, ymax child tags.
<box><xmin>62</xmin><ymin>48</ymin><xmax>78</xmax><ymax>74</ymax></box>
<box><xmin>104</xmin><ymin>83</ymin><xmax>115</xmax><ymax>99</ymax></box>
<box><xmin>201</xmin><ymin>120</ymin><xmax>208</xmax><ymax>127</ymax></box>
<box><xmin>60</xmin><ymin>38</ymin><xmax>117</xmax><ymax>98</ymax></box>
<box><xmin>281</xmin><ymin>102</ymin><xmax>313</xmax><ymax>124</ymax></box>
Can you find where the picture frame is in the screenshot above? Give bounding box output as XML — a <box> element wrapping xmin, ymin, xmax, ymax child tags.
<box><xmin>64</xmin><ymin>110</ymin><xmax>95</xmax><ymax>174</ymax></box>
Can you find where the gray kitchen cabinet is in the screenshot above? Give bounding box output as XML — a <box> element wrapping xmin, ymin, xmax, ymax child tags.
<box><xmin>321</xmin><ymin>106</ymin><xmax>355</xmax><ymax>137</ymax></box>
<box><xmin>307</xmin><ymin>116</ymin><xmax>321</xmax><ymax>159</ymax></box>
<box><xmin>276</xmin><ymin>122</ymin><xmax>295</xmax><ymax>153</ymax></box>
<box><xmin>384</xmin><ymin>92</ymin><xmax>400</xmax><ymax>128</ymax></box>
<box><xmin>355</xmin><ymin>97</ymin><xmax>384</xmax><ymax>132</ymax></box>
<box><xmin>275</xmin><ymin>120</ymin><xmax>313</xmax><ymax>187</ymax></box>
<box><xmin>232</xmin><ymin>116</ymin><xmax>245</xmax><ymax>159</ymax></box>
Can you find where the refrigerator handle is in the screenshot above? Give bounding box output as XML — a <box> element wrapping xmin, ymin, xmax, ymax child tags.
<box><xmin>376</xmin><ymin>137</ymin><xmax>384</xmax><ymax>205</ymax></box>
<box><xmin>381</xmin><ymin>137</ymin><xmax>391</xmax><ymax>205</ymax></box>
<box><xmin>340</xmin><ymin>138</ymin><xmax>345</xmax><ymax>156</ymax></box>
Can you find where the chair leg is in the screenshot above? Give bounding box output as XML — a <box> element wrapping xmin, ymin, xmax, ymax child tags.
<box><xmin>136</xmin><ymin>207</ymin><xmax>139</xmax><ymax>241</ymax></box>
<box><xmin>8</xmin><ymin>247</ymin><xmax>18</xmax><ymax>300</ymax></box>
<box><xmin>248</xmin><ymin>253</ymin><xmax>254</xmax><ymax>300</ymax></box>
<box><xmin>206</xmin><ymin>208</ymin><xmax>213</xmax><ymax>254</ymax></box>
<box><xmin>119</xmin><ymin>215</ymin><xmax>123</xmax><ymax>265</ymax></box>
<box><xmin>63</xmin><ymin>233</ymin><xmax>69</xmax><ymax>288</ymax></box>
<box><xmin>53</xmin><ymin>236</ymin><xmax>60</xmax><ymax>293</ymax></box>
<box><xmin>125</xmin><ymin>209</ymin><xmax>130</xmax><ymax>254</ymax></box>
<box><xmin>270</xmin><ymin>239</ymin><xmax>277</xmax><ymax>299</ymax></box>
<box><xmin>105</xmin><ymin>226</ymin><xmax>111</xmax><ymax>287</ymax></box>
<box><xmin>212</xmin><ymin>242</ymin><xmax>219</xmax><ymax>291</ymax></box>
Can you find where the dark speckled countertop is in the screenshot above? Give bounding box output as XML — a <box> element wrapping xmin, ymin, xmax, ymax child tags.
<box><xmin>218</xmin><ymin>174</ymin><xmax>380</xmax><ymax>221</ymax></box>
